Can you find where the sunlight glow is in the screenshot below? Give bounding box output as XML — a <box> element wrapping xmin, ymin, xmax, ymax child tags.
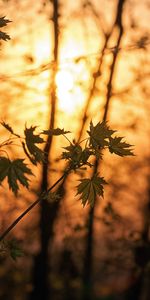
<box><xmin>34</xmin><ymin>38</ymin><xmax>51</xmax><ymax>63</ymax></box>
<box><xmin>55</xmin><ymin>70</ymin><xmax>74</xmax><ymax>91</ymax></box>
<box><xmin>56</xmin><ymin>70</ymin><xmax>75</xmax><ymax>114</ymax></box>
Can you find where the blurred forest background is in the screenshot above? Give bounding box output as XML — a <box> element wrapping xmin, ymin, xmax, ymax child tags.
<box><xmin>0</xmin><ymin>0</ymin><xmax>150</xmax><ymax>299</ymax></box>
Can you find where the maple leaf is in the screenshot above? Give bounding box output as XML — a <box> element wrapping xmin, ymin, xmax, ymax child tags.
<box><xmin>62</xmin><ymin>144</ymin><xmax>92</xmax><ymax>168</ymax></box>
<box><xmin>87</xmin><ymin>121</ymin><xmax>116</xmax><ymax>149</ymax></box>
<box><xmin>62</xmin><ymin>143</ymin><xmax>82</xmax><ymax>160</ymax></box>
<box><xmin>108</xmin><ymin>136</ymin><xmax>134</xmax><ymax>156</ymax></box>
<box><xmin>0</xmin><ymin>17</ymin><xmax>11</xmax><ymax>41</ymax></box>
<box><xmin>0</xmin><ymin>157</ymin><xmax>10</xmax><ymax>182</ymax></box>
<box><xmin>0</xmin><ymin>157</ymin><xmax>33</xmax><ymax>195</ymax></box>
<box><xmin>42</xmin><ymin>128</ymin><xmax>70</xmax><ymax>136</ymax></box>
<box><xmin>24</xmin><ymin>126</ymin><xmax>45</xmax><ymax>164</ymax></box>
<box><xmin>80</xmin><ymin>148</ymin><xmax>93</xmax><ymax>164</ymax></box>
<box><xmin>0</xmin><ymin>17</ymin><xmax>11</xmax><ymax>28</ymax></box>
<box><xmin>76</xmin><ymin>174</ymin><xmax>107</xmax><ymax>207</ymax></box>
<box><xmin>0</xmin><ymin>31</ymin><xmax>10</xmax><ymax>41</ymax></box>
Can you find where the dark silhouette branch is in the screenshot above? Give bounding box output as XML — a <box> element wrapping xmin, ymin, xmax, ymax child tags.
<box><xmin>0</xmin><ymin>174</ymin><xmax>66</xmax><ymax>242</ymax></box>
<box><xmin>82</xmin><ymin>1</ymin><xmax>126</xmax><ymax>299</ymax></box>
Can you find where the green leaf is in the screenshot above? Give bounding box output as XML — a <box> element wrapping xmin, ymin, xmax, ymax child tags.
<box><xmin>42</xmin><ymin>128</ymin><xmax>70</xmax><ymax>136</ymax></box>
<box><xmin>76</xmin><ymin>174</ymin><xmax>107</xmax><ymax>207</ymax></box>
<box><xmin>0</xmin><ymin>157</ymin><xmax>33</xmax><ymax>195</ymax></box>
<box><xmin>108</xmin><ymin>136</ymin><xmax>134</xmax><ymax>156</ymax></box>
<box><xmin>24</xmin><ymin>126</ymin><xmax>45</xmax><ymax>164</ymax></box>
<box><xmin>87</xmin><ymin>121</ymin><xmax>116</xmax><ymax>149</ymax></box>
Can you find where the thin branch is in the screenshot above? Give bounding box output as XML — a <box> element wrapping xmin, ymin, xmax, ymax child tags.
<box><xmin>0</xmin><ymin>173</ymin><xmax>66</xmax><ymax>242</ymax></box>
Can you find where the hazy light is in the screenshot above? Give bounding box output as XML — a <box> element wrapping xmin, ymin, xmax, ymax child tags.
<box><xmin>56</xmin><ymin>70</ymin><xmax>76</xmax><ymax>114</ymax></box>
<box><xmin>55</xmin><ymin>70</ymin><xmax>74</xmax><ymax>91</ymax></box>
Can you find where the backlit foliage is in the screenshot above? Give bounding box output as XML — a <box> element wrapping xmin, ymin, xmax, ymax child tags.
<box><xmin>0</xmin><ymin>120</ymin><xmax>134</xmax><ymax>205</ymax></box>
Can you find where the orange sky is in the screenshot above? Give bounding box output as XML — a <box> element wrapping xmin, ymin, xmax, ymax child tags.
<box><xmin>0</xmin><ymin>0</ymin><xmax>149</xmax><ymax>189</ymax></box>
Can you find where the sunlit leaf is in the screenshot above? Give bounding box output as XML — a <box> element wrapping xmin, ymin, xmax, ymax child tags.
<box><xmin>87</xmin><ymin>121</ymin><xmax>116</xmax><ymax>149</ymax></box>
<box><xmin>0</xmin><ymin>157</ymin><xmax>33</xmax><ymax>195</ymax></box>
<box><xmin>42</xmin><ymin>128</ymin><xmax>70</xmax><ymax>136</ymax></box>
<box><xmin>24</xmin><ymin>126</ymin><xmax>45</xmax><ymax>164</ymax></box>
<box><xmin>108</xmin><ymin>136</ymin><xmax>134</xmax><ymax>156</ymax></box>
<box><xmin>76</xmin><ymin>174</ymin><xmax>107</xmax><ymax>207</ymax></box>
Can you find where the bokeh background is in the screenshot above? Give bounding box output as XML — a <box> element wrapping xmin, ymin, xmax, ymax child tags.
<box><xmin>0</xmin><ymin>0</ymin><xmax>150</xmax><ymax>299</ymax></box>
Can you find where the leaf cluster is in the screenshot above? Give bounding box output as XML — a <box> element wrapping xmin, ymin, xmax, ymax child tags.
<box><xmin>62</xmin><ymin>143</ymin><xmax>93</xmax><ymax>169</ymax></box>
<box><xmin>87</xmin><ymin>121</ymin><xmax>134</xmax><ymax>157</ymax></box>
<box><xmin>0</xmin><ymin>120</ymin><xmax>134</xmax><ymax>206</ymax></box>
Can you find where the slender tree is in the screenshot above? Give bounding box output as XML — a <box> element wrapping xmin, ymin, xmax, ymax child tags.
<box><xmin>82</xmin><ymin>1</ymin><xmax>126</xmax><ymax>299</ymax></box>
<box><xmin>29</xmin><ymin>1</ymin><xmax>59</xmax><ymax>299</ymax></box>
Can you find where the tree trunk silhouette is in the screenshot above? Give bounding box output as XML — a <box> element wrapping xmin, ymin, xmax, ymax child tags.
<box><xmin>29</xmin><ymin>1</ymin><xmax>59</xmax><ymax>299</ymax></box>
<box><xmin>123</xmin><ymin>174</ymin><xmax>150</xmax><ymax>300</ymax></box>
<box><xmin>82</xmin><ymin>1</ymin><xmax>125</xmax><ymax>299</ymax></box>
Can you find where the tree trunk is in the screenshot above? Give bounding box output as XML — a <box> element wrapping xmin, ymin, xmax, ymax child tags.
<box><xmin>29</xmin><ymin>1</ymin><xmax>59</xmax><ymax>299</ymax></box>
<box><xmin>82</xmin><ymin>1</ymin><xmax>125</xmax><ymax>299</ymax></box>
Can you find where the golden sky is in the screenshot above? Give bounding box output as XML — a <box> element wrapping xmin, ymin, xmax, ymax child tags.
<box><xmin>0</xmin><ymin>0</ymin><xmax>149</xmax><ymax>151</ymax></box>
